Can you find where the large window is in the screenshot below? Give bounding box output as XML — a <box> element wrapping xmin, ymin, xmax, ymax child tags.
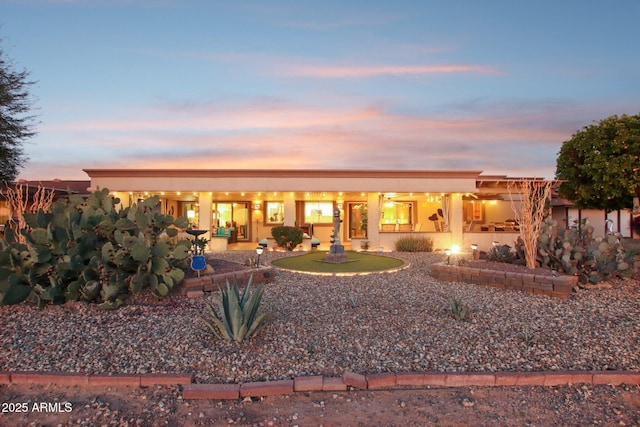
<box><xmin>265</xmin><ymin>202</ymin><xmax>284</xmax><ymax>224</ymax></box>
<box><xmin>381</xmin><ymin>201</ymin><xmax>414</xmax><ymax>226</ymax></box>
<box><xmin>213</xmin><ymin>202</ymin><xmax>250</xmax><ymax>241</ymax></box>
<box><xmin>304</xmin><ymin>201</ymin><xmax>334</xmax><ymax>224</ymax></box>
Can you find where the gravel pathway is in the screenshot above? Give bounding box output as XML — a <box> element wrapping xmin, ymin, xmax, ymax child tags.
<box><xmin>1</xmin><ymin>251</ymin><xmax>639</xmax><ymax>385</ymax></box>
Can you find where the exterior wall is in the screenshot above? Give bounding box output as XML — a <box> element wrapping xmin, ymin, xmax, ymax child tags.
<box><xmin>84</xmin><ymin>169</ymin><xmax>481</xmax><ymax>194</ymax></box>
<box><xmin>562</xmin><ymin>207</ymin><xmax>634</xmax><ymax>238</ymax></box>
<box><xmin>81</xmin><ymin>169</ymin><xmax>570</xmax><ymax>252</ymax></box>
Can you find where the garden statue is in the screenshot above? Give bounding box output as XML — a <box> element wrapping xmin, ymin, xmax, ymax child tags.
<box><xmin>326</xmin><ymin>208</ymin><xmax>347</xmax><ymax>262</ymax></box>
<box><xmin>332</xmin><ymin>208</ymin><xmax>341</xmax><ymax>246</ymax></box>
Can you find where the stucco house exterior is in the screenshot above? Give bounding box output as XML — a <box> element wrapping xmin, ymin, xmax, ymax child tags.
<box><xmin>2</xmin><ymin>170</ymin><xmax>635</xmax><ymax>253</ymax></box>
<box><xmin>80</xmin><ymin>168</ymin><xmax>636</xmax><ymax>253</ymax></box>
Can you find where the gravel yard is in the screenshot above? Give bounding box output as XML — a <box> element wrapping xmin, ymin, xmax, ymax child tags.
<box><xmin>1</xmin><ymin>251</ymin><xmax>639</xmax><ymax>385</ymax></box>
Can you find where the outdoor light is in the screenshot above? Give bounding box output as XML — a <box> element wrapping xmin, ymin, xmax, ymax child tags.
<box><xmin>255</xmin><ymin>246</ymin><xmax>264</xmax><ymax>267</ymax></box>
<box><xmin>451</xmin><ymin>244</ymin><xmax>460</xmax><ymax>254</ymax></box>
<box><xmin>445</xmin><ymin>249</ymin><xmax>452</xmax><ymax>265</ymax></box>
<box><xmin>471</xmin><ymin>243</ymin><xmax>479</xmax><ymax>260</ymax></box>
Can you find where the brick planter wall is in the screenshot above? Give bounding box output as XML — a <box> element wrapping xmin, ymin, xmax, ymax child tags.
<box><xmin>179</xmin><ymin>266</ymin><xmax>276</xmax><ymax>298</ymax></box>
<box><xmin>430</xmin><ymin>263</ymin><xmax>577</xmax><ymax>299</ymax></box>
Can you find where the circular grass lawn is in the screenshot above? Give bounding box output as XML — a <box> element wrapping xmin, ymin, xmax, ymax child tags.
<box><xmin>270</xmin><ymin>250</ymin><xmax>406</xmax><ymax>274</ymax></box>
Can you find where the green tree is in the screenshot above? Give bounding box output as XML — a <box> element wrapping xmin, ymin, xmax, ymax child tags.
<box><xmin>556</xmin><ymin>114</ymin><xmax>640</xmax><ymax>211</ymax></box>
<box><xmin>0</xmin><ymin>40</ymin><xmax>37</xmax><ymax>182</ymax></box>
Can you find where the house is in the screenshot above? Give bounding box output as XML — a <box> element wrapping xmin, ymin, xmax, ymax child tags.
<box><xmin>6</xmin><ymin>170</ymin><xmax>634</xmax><ymax>253</ymax></box>
<box><xmin>83</xmin><ymin>168</ymin><xmax>605</xmax><ymax>253</ymax></box>
<box><xmin>0</xmin><ymin>179</ymin><xmax>91</xmax><ymax>230</ymax></box>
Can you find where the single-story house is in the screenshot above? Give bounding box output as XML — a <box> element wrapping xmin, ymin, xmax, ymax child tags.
<box><xmin>80</xmin><ymin>168</ymin><xmax>638</xmax><ymax>253</ymax></box>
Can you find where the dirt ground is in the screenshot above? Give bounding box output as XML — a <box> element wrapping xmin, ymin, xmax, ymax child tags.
<box><xmin>1</xmin><ymin>382</ymin><xmax>638</xmax><ymax>426</ymax></box>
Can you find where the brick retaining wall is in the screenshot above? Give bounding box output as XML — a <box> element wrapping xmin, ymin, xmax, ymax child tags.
<box><xmin>179</xmin><ymin>266</ymin><xmax>276</xmax><ymax>298</ymax></box>
<box><xmin>430</xmin><ymin>263</ymin><xmax>577</xmax><ymax>299</ymax></box>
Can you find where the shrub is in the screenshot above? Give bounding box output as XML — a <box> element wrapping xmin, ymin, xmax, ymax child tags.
<box><xmin>271</xmin><ymin>226</ymin><xmax>303</xmax><ymax>251</ymax></box>
<box><xmin>394</xmin><ymin>236</ymin><xmax>433</xmax><ymax>252</ymax></box>
<box><xmin>487</xmin><ymin>244</ymin><xmax>517</xmax><ymax>263</ymax></box>
<box><xmin>203</xmin><ymin>275</ymin><xmax>271</xmax><ymax>341</ymax></box>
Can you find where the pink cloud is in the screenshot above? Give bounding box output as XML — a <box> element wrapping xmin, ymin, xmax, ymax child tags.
<box><xmin>283</xmin><ymin>64</ymin><xmax>504</xmax><ymax>78</ymax></box>
<box><xmin>25</xmin><ymin>98</ymin><xmax>572</xmax><ymax>181</ymax></box>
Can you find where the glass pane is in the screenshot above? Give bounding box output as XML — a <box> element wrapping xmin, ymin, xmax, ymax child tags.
<box><xmin>233</xmin><ymin>202</ymin><xmax>248</xmax><ymax>240</ymax></box>
<box><xmin>304</xmin><ymin>202</ymin><xmax>333</xmax><ymax>224</ymax></box>
<box><xmin>348</xmin><ymin>203</ymin><xmax>367</xmax><ymax>238</ymax></box>
<box><xmin>381</xmin><ymin>201</ymin><xmax>413</xmax><ymax>225</ymax></box>
<box><xmin>266</xmin><ymin>202</ymin><xmax>284</xmax><ymax>224</ymax></box>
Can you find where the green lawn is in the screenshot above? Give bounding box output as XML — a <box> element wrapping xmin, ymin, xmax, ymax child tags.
<box><xmin>271</xmin><ymin>250</ymin><xmax>405</xmax><ymax>273</ymax></box>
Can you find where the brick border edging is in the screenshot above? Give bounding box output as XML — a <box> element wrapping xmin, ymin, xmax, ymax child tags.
<box><xmin>2</xmin><ymin>370</ymin><xmax>638</xmax><ymax>400</ymax></box>
<box><xmin>181</xmin><ymin>370</ymin><xmax>639</xmax><ymax>400</ymax></box>
<box><xmin>180</xmin><ymin>266</ymin><xmax>276</xmax><ymax>298</ymax></box>
<box><xmin>0</xmin><ymin>372</ymin><xmax>193</xmax><ymax>387</ymax></box>
<box><xmin>430</xmin><ymin>262</ymin><xmax>577</xmax><ymax>299</ymax></box>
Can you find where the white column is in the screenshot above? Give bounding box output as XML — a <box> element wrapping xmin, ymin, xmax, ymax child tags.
<box><xmin>450</xmin><ymin>193</ymin><xmax>464</xmax><ymax>247</ymax></box>
<box><xmin>198</xmin><ymin>192</ymin><xmax>213</xmax><ymax>251</ymax></box>
<box><xmin>284</xmin><ymin>192</ymin><xmax>296</xmax><ymax>227</ymax></box>
<box><xmin>367</xmin><ymin>192</ymin><xmax>380</xmax><ymax>246</ymax></box>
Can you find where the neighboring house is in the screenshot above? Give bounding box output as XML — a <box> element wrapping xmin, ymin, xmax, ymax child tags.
<box><xmin>0</xmin><ymin>179</ymin><xmax>91</xmax><ymax>229</ymax></box>
<box><xmin>551</xmin><ymin>197</ymin><xmax>638</xmax><ymax>240</ymax></box>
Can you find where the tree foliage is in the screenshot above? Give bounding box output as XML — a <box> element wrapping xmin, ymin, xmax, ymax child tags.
<box><xmin>0</xmin><ymin>40</ymin><xmax>37</xmax><ymax>182</ymax></box>
<box><xmin>556</xmin><ymin>114</ymin><xmax>640</xmax><ymax>211</ymax></box>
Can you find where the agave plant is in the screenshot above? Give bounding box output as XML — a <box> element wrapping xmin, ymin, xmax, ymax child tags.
<box><xmin>203</xmin><ymin>275</ymin><xmax>271</xmax><ymax>341</ymax></box>
<box><xmin>449</xmin><ymin>298</ymin><xmax>470</xmax><ymax>321</ymax></box>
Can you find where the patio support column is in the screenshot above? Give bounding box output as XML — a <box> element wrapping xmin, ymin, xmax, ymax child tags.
<box><xmin>367</xmin><ymin>192</ymin><xmax>380</xmax><ymax>248</ymax></box>
<box><xmin>198</xmin><ymin>192</ymin><xmax>213</xmax><ymax>251</ymax></box>
<box><xmin>450</xmin><ymin>193</ymin><xmax>463</xmax><ymax>247</ymax></box>
<box><xmin>115</xmin><ymin>191</ymin><xmax>131</xmax><ymax>210</ymax></box>
<box><xmin>283</xmin><ymin>192</ymin><xmax>296</xmax><ymax>227</ymax></box>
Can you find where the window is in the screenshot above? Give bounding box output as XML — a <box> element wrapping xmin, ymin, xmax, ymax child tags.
<box><xmin>304</xmin><ymin>202</ymin><xmax>334</xmax><ymax>224</ymax></box>
<box><xmin>380</xmin><ymin>201</ymin><xmax>413</xmax><ymax>226</ymax></box>
<box><xmin>212</xmin><ymin>202</ymin><xmax>249</xmax><ymax>240</ymax></box>
<box><xmin>266</xmin><ymin>202</ymin><xmax>284</xmax><ymax>224</ymax></box>
<box><xmin>183</xmin><ymin>202</ymin><xmax>199</xmax><ymax>228</ymax></box>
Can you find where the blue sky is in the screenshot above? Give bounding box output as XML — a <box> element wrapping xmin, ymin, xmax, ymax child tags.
<box><xmin>2</xmin><ymin>0</ymin><xmax>639</xmax><ymax>180</ymax></box>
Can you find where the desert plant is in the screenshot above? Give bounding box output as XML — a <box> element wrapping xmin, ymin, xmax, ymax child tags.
<box><xmin>0</xmin><ymin>189</ymin><xmax>191</xmax><ymax>307</ymax></box>
<box><xmin>271</xmin><ymin>225</ymin><xmax>303</xmax><ymax>251</ymax></box>
<box><xmin>487</xmin><ymin>244</ymin><xmax>516</xmax><ymax>263</ymax></box>
<box><xmin>394</xmin><ymin>236</ymin><xmax>433</xmax><ymax>252</ymax></box>
<box><xmin>348</xmin><ymin>293</ymin><xmax>359</xmax><ymax>308</ymax></box>
<box><xmin>537</xmin><ymin>218</ymin><xmax>636</xmax><ymax>284</ymax></box>
<box><xmin>518</xmin><ymin>326</ymin><xmax>539</xmax><ymax>347</ymax></box>
<box><xmin>449</xmin><ymin>298</ymin><xmax>470</xmax><ymax>321</ymax></box>
<box><xmin>508</xmin><ymin>179</ymin><xmax>553</xmax><ymax>268</ymax></box>
<box><xmin>203</xmin><ymin>275</ymin><xmax>271</xmax><ymax>341</ymax></box>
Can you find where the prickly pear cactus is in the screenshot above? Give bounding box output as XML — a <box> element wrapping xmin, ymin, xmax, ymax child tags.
<box><xmin>536</xmin><ymin>218</ymin><xmax>636</xmax><ymax>284</ymax></box>
<box><xmin>0</xmin><ymin>189</ymin><xmax>191</xmax><ymax>307</ymax></box>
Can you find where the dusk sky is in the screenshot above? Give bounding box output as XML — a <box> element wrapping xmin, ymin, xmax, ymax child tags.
<box><xmin>3</xmin><ymin>0</ymin><xmax>639</xmax><ymax>180</ymax></box>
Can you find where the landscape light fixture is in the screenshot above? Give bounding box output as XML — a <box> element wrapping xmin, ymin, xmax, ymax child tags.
<box><xmin>471</xmin><ymin>243</ymin><xmax>479</xmax><ymax>260</ymax></box>
<box><xmin>445</xmin><ymin>249</ymin><xmax>452</xmax><ymax>265</ymax></box>
<box><xmin>255</xmin><ymin>246</ymin><xmax>264</xmax><ymax>268</ymax></box>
